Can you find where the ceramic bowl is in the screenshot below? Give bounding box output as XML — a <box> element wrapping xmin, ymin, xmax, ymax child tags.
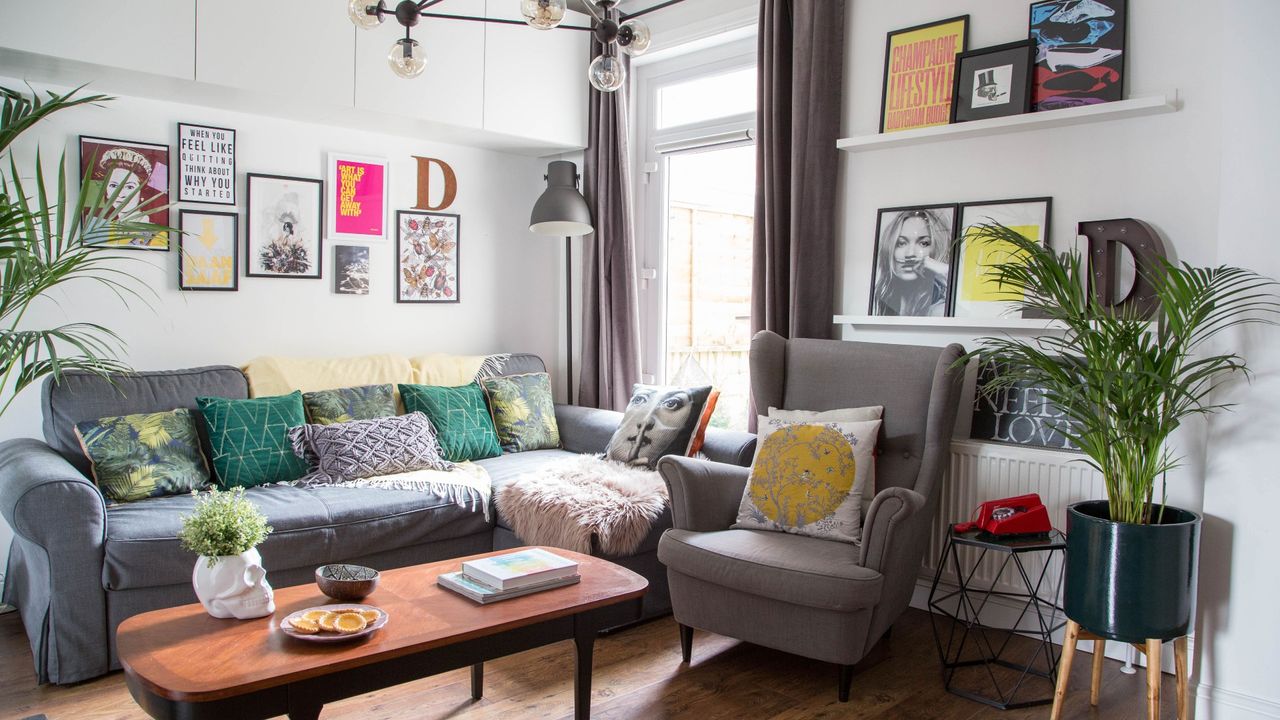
<box><xmin>315</xmin><ymin>564</ymin><xmax>380</xmax><ymax>601</ymax></box>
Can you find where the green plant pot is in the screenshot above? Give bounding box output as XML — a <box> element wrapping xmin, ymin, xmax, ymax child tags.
<box><xmin>1064</xmin><ymin>500</ymin><xmax>1201</xmax><ymax>642</ymax></box>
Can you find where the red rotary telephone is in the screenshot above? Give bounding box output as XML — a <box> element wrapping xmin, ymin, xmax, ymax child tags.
<box><xmin>953</xmin><ymin>493</ymin><xmax>1052</xmax><ymax>537</ymax></box>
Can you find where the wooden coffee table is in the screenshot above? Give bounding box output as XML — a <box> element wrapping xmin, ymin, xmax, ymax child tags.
<box><xmin>117</xmin><ymin>547</ymin><xmax>647</xmax><ymax>720</ymax></box>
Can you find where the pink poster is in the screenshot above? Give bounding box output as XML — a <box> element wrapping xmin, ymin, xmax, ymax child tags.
<box><xmin>327</xmin><ymin>153</ymin><xmax>388</xmax><ymax>241</ymax></box>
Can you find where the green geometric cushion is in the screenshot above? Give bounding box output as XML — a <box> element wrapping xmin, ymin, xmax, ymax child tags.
<box><xmin>399</xmin><ymin>382</ymin><xmax>501</xmax><ymax>462</ymax></box>
<box><xmin>480</xmin><ymin>372</ymin><xmax>560</xmax><ymax>453</ymax></box>
<box><xmin>196</xmin><ymin>391</ymin><xmax>310</xmax><ymax>489</ymax></box>
<box><xmin>74</xmin><ymin>408</ymin><xmax>211</xmax><ymax>503</ymax></box>
<box><xmin>302</xmin><ymin>384</ymin><xmax>397</xmax><ymax>425</ymax></box>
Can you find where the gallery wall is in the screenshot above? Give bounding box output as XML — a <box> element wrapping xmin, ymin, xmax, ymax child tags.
<box><xmin>0</xmin><ymin>77</ymin><xmax>561</xmax><ymax>566</ymax></box>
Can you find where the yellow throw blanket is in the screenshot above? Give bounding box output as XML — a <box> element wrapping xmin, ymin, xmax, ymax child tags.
<box><xmin>243</xmin><ymin>353</ymin><xmax>414</xmax><ymax>397</ymax></box>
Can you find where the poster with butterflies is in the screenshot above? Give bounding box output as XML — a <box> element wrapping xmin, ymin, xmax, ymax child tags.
<box><xmin>395</xmin><ymin>210</ymin><xmax>459</xmax><ymax>303</ymax></box>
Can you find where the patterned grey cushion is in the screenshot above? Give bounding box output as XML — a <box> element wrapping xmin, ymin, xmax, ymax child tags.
<box><xmin>288</xmin><ymin>412</ymin><xmax>454</xmax><ymax>485</ymax></box>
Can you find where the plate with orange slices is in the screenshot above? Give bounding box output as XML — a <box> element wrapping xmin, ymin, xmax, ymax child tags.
<box><xmin>279</xmin><ymin>603</ymin><xmax>388</xmax><ymax>643</ymax></box>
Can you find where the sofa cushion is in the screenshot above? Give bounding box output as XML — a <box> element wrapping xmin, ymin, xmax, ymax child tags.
<box><xmin>43</xmin><ymin>366</ymin><xmax>249</xmax><ymax>478</ymax></box>
<box><xmin>197</xmin><ymin>392</ymin><xmax>310</xmax><ymax>489</ymax></box>
<box><xmin>480</xmin><ymin>372</ymin><xmax>560</xmax><ymax>453</ymax></box>
<box><xmin>302</xmin><ymin>384</ymin><xmax>397</xmax><ymax>425</ymax></box>
<box><xmin>400</xmin><ymin>383</ymin><xmax>501</xmax><ymax>462</ymax></box>
<box><xmin>657</xmin><ymin>528</ymin><xmax>883</xmax><ymax>612</ymax></box>
<box><xmin>103</xmin><ymin>484</ymin><xmax>491</xmax><ymax>591</ymax></box>
<box><xmin>75</xmin><ymin>408</ymin><xmax>212</xmax><ymax>503</ymax></box>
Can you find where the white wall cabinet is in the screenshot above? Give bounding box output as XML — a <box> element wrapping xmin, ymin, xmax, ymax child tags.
<box><xmin>195</xmin><ymin>0</ymin><xmax>356</xmax><ymax>108</ymax></box>
<box><xmin>354</xmin><ymin>0</ymin><xmax>487</xmax><ymax>130</ymax></box>
<box><xmin>0</xmin><ymin>0</ymin><xmax>196</xmax><ymax>80</ymax></box>
<box><xmin>483</xmin><ymin>1</ymin><xmax>589</xmax><ymax>148</ymax></box>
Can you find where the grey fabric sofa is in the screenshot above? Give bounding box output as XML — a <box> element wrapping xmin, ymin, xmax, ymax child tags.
<box><xmin>0</xmin><ymin>355</ymin><xmax>756</xmax><ymax>685</ymax></box>
<box><xmin>657</xmin><ymin>331</ymin><xmax>965</xmax><ymax>702</ymax></box>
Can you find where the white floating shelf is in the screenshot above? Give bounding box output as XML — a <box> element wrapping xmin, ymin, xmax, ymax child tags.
<box><xmin>834</xmin><ymin>315</ymin><xmax>1067</xmax><ymax>333</ymax></box>
<box><xmin>837</xmin><ymin>92</ymin><xmax>1178</xmax><ymax>153</ymax></box>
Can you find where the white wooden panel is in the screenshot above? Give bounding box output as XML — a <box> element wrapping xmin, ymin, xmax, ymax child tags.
<box><xmin>483</xmin><ymin>0</ymin><xmax>589</xmax><ymax>148</ymax></box>
<box><xmin>0</xmin><ymin>0</ymin><xmax>196</xmax><ymax>80</ymax></box>
<box><xmin>354</xmin><ymin>0</ymin><xmax>485</xmax><ymax>129</ymax></box>
<box><xmin>195</xmin><ymin>0</ymin><xmax>355</xmax><ymax>108</ymax></box>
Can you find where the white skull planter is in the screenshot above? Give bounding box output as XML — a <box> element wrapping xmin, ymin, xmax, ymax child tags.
<box><xmin>192</xmin><ymin>547</ymin><xmax>275</xmax><ymax>619</ymax></box>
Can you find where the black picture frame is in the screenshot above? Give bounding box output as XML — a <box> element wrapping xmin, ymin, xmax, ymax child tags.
<box><xmin>176</xmin><ymin>122</ymin><xmax>237</xmax><ymax>206</ymax></box>
<box><xmin>867</xmin><ymin>203</ymin><xmax>959</xmax><ymax>318</ymax></box>
<box><xmin>1029</xmin><ymin>0</ymin><xmax>1127</xmax><ymax>112</ymax></box>
<box><xmin>245</xmin><ymin>173</ymin><xmax>324</xmax><ymax>280</ymax></box>
<box><xmin>177</xmin><ymin>209</ymin><xmax>239</xmax><ymax>291</ymax></box>
<box><xmin>334</xmin><ymin>245</ymin><xmax>371</xmax><ymax>296</ymax></box>
<box><xmin>950</xmin><ymin>196</ymin><xmax>1054</xmax><ymax>319</ymax></box>
<box><xmin>395</xmin><ymin>210</ymin><xmax>460</xmax><ymax>304</ymax></box>
<box><xmin>879</xmin><ymin>15</ymin><xmax>970</xmax><ymax>133</ymax></box>
<box><xmin>77</xmin><ymin>134</ymin><xmax>172</xmax><ymax>251</ymax></box>
<box><xmin>951</xmin><ymin>40</ymin><xmax>1036</xmax><ymax>124</ymax></box>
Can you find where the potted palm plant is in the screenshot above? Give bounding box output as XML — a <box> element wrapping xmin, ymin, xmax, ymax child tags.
<box><xmin>965</xmin><ymin>225</ymin><xmax>1277</xmax><ymax>642</ymax></box>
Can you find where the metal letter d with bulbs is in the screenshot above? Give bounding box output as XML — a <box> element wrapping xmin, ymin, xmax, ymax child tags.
<box><xmin>530</xmin><ymin>161</ymin><xmax>593</xmax><ymax>405</ymax></box>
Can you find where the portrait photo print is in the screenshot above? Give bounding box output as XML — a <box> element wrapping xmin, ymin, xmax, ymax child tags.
<box><xmin>868</xmin><ymin>204</ymin><xmax>958</xmax><ymax>317</ymax></box>
<box><xmin>245</xmin><ymin>173</ymin><xmax>324</xmax><ymax>279</ymax></box>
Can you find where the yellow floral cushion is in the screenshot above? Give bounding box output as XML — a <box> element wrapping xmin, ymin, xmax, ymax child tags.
<box><xmin>733</xmin><ymin>418</ymin><xmax>881</xmax><ymax>544</ymax></box>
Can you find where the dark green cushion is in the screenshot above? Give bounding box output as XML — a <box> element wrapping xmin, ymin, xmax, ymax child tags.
<box><xmin>302</xmin><ymin>384</ymin><xmax>397</xmax><ymax>425</ymax></box>
<box><xmin>74</xmin><ymin>408</ymin><xmax>211</xmax><ymax>503</ymax></box>
<box><xmin>196</xmin><ymin>391</ymin><xmax>310</xmax><ymax>489</ymax></box>
<box><xmin>480</xmin><ymin>372</ymin><xmax>560</xmax><ymax>453</ymax></box>
<box><xmin>399</xmin><ymin>383</ymin><xmax>501</xmax><ymax>462</ymax></box>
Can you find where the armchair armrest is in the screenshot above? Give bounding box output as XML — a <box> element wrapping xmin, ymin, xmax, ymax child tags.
<box><xmin>658</xmin><ymin>456</ymin><xmax>749</xmax><ymax>532</ymax></box>
<box><xmin>554</xmin><ymin>404</ymin><xmax>623</xmax><ymax>455</ymax></box>
<box><xmin>858</xmin><ymin>486</ymin><xmax>927</xmax><ymax>574</ymax></box>
<box><xmin>698</xmin><ymin>428</ymin><xmax>756</xmax><ymax>467</ymax></box>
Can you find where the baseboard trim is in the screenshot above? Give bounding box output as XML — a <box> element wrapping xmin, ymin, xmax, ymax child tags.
<box><xmin>1196</xmin><ymin>683</ymin><xmax>1280</xmax><ymax>719</ymax></box>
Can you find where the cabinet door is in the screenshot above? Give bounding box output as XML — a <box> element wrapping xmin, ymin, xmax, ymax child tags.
<box><xmin>0</xmin><ymin>0</ymin><xmax>196</xmax><ymax>80</ymax></box>
<box><xmin>196</xmin><ymin>0</ymin><xmax>355</xmax><ymax>107</ymax></box>
<box><xmin>482</xmin><ymin>0</ymin><xmax>589</xmax><ymax>148</ymax></box>
<box><xmin>354</xmin><ymin>0</ymin><xmax>486</xmax><ymax>129</ymax></box>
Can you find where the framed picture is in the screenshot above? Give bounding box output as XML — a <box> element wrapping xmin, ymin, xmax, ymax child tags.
<box><xmin>868</xmin><ymin>204</ymin><xmax>959</xmax><ymax>317</ymax></box>
<box><xmin>334</xmin><ymin>245</ymin><xmax>370</xmax><ymax>295</ymax></box>
<box><xmin>245</xmin><ymin>173</ymin><xmax>324</xmax><ymax>279</ymax></box>
<box><xmin>1029</xmin><ymin>0</ymin><xmax>1126</xmax><ymax>111</ymax></box>
<box><xmin>951</xmin><ymin>197</ymin><xmax>1053</xmax><ymax>319</ymax></box>
<box><xmin>951</xmin><ymin>40</ymin><xmax>1036</xmax><ymax>123</ymax></box>
<box><xmin>178</xmin><ymin>210</ymin><xmax>238</xmax><ymax>291</ymax></box>
<box><xmin>879</xmin><ymin>16</ymin><xmax>969</xmax><ymax>133</ymax></box>
<box><xmin>326</xmin><ymin>152</ymin><xmax>389</xmax><ymax>243</ymax></box>
<box><xmin>176</xmin><ymin>123</ymin><xmax>236</xmax><ymax>205</ymax></box>
<box><xmin>78</xmin><ymin>135</ymin><xmax>171</xmax><ymax>250</ymax></box>
<box><xmin>396</xmin><ymin>210</ymin><xmax>459</xmax><ymax>303</ymax></box>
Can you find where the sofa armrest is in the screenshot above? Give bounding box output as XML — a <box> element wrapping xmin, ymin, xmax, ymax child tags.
<box><xmin>658</xmin><ymin>456</ymin><xmax>749</xmax><ymax>532</ymax></box>
<box><xmin>0</xmin><ymin>438</ymin><xmax>109</xmax><ymax>683</ymax></box>
<box><xmin>698</xmin><ymin>428</ymin><xmax>757</xmax><ymax>467</ymax></box>
<box><xmin>554</xmin><ymin>404</ymin><xmax>622</xmax><ymax>455</ymax></box>
<box><xmin>858</xmin><ymin>486</ymin><xmax>926</xmax><ymax>574</ymax></box>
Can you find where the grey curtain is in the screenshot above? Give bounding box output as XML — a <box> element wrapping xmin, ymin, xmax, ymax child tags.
<box><xmin>579</xmin><ymin>41</ymin><xmax>642</xmax><ymax>411</ymax></box>
<box><xmin>751</xmin><ymin>0</ymin><xmax>846</xmax><ymax>340</ymax></box>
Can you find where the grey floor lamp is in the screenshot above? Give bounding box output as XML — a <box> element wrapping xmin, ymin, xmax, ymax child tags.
<box><xmin>530</xmin><ymin>160</ymin><xmax>594</xmax><ymax>405</ymax></box>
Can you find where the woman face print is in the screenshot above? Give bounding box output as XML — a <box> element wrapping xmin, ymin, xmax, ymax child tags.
<box><xmin>105</xmin><ymin>167</ymin><xmax>143</xmax><ymax>215</ymax></box>
<box><xmin>612</xmin><ymin>386</ymin><xmax>697</xmax><ymax>467</ymax></box>
<box><xmin>891</xmin><ymin>214</ymin><xmax>935</xmax><ymax>282</ymax></box>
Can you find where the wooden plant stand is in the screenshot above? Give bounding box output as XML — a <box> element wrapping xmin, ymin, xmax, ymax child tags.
<box><xmin>1050</xmin><ymin>619</ymin><xmax>1188</xmax><ymax>720</ymax></box>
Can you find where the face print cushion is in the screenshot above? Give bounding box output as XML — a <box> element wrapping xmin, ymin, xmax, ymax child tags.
<box><xmin>605</xmin><ymin>384</ymin><xmax>714</xmax><ymax>470</ymax></box>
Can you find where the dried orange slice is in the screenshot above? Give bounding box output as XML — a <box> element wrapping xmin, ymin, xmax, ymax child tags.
<box><xmin>288</xmin><ymin>617</ymin><xmax>320</xmax><ymax>634</ymax></box>
<box><xmin>302</xmin><ymin>610</ymin><xmax>328</xmax><ymax>623</ymax></box>
<box><xmin>334</xmin><ymin>613</ymin><xmax>367</xmax><ymax>634</ymax></box>
<box><xmin>318</xmin><ymin>612</ymin><xmax>340</xmax><ymax>633</ymax></box>
<box><xmin>358</xmin><ymin>609</ymin><xmax>381</xmax><ymax>624</ymax></box>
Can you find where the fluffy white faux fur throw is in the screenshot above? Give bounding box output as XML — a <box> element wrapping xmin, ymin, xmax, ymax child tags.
<box><xmin>495</xmin><ymin>454</ymin><xmax>667</xmax><ymax>556</ymax></box>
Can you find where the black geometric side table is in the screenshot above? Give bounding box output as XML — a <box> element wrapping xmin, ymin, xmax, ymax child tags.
<box><xmin>927</xmin><ymin>528</ymin><xmax>1067</xmax><ymax>710</ymax></box>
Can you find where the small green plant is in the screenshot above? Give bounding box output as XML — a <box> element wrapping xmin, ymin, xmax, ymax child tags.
<box><xmin>178</xmin><ymin>488</ymin><xmax>273</xmax><ymax>565</ymax></box>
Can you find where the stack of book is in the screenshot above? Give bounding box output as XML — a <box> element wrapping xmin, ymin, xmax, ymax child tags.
<box><xmin>438</xmin><ymin>548</ymin><xmax>580</xmax><ymax>604</ymax></box>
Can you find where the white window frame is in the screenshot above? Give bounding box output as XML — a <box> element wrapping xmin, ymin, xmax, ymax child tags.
<box><xmin>632</xmin><ymin>37</ymin><xmax>757</xmax><ymax>385</ymax></box>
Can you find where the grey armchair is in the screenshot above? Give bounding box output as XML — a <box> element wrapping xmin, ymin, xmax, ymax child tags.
<box><xmin>656</xmin><ymin>330</ymin><xmax>965</xmax><ymax>701</ymax></box>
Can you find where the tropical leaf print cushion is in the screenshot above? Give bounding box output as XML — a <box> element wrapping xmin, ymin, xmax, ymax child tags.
<box><xmin>480</xmin><ymin>372</ymin><xmax>561</xmax><ymax>453</ymax></box>
<box><xmin>302</xmin><ymin>384</ymin><xmax>397</xmax><ymax>425</ymax></box>
<box><xmin>74</xmin><ymin>408</ymin><xmax>212</xmax><ymax>503</ymax></box>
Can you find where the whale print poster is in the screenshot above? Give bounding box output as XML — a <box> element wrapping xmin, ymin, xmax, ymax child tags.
<box><xmin>1028</xmin><ymin>0</ymin><xmax>1126</xmax><ymax>111</ymax></box>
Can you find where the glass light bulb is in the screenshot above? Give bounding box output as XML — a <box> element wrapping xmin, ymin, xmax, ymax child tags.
<box><xmin>348</xmin><ymin>0</ymin><xmax>382</xmax><ymax>29</ymax></box>
<box><xmin>388</xmin><ymin>38</ymin><xmax>426</xmax><ymax>79</ymax></box>
<box><xmin>588</xmin><ymin>54</ymin><xmax>626</xmax><ymax>92</ymax></box>
<box><xmin>521</xmin><ymin>0</ymin><xmax>566</xmax><ymax>30</ymax></box>
<box><xmin>618</xmin><ymin>19</ymin><xmax>651</xmax><ymax>56</ymax></box>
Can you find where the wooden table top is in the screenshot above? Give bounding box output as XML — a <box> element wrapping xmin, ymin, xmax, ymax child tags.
<box><xmin>116</xmin><ymin>547</ymin><xmax>647</xmax><ymax>703</ymax></box>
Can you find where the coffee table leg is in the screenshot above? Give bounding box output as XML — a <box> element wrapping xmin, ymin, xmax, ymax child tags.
<box><xmin>574</xmin><ymin>623</ymin><xmax>595</xmax><ymax>720</ymax></box>
<box><xmin>471</xmin><ymin>662</ymin><xmax>484</xmax><ymax>701</ymax></box>
<box><xmin>288</xmin><ymin>700</ymin><xmax>323</xmax><ymax>720</ymax></box>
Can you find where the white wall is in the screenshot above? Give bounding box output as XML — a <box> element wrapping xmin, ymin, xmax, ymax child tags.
<box><xmin>0</xmin><ymin>78</ymin><xmax>561</xmax><ymax>569</ymax></box>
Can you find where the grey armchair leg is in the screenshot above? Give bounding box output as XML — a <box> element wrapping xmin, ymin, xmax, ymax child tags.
<box><xmin>838</xmin><ymin>665</ymin><xmax>854</xmax><ymax>702</ymax></box>
<box><xmin>679</xmin><ymin>624</ymin><xmax>694</xmax><ymax>663</ymax></box>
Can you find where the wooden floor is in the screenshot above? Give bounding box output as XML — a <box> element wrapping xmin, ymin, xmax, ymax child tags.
<box><xmin>1</xmin><ymin>607</ymin><xmax>1176</xmax><ymax>720</ymax></box>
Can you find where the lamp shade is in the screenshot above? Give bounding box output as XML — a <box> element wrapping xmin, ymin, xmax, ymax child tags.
<box><xmin>530</xmin><ymin>160</ymin><xmax>594</xmax><ymax>236</ymax></box>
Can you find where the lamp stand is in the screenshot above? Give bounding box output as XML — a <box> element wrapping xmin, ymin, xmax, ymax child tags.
<box><xmin>565</xmin><ymin>235</ymin><xmax>574</xmax><ymax>406</ymax></box>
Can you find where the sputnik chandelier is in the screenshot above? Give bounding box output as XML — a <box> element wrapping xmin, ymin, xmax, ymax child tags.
<box><xmin>348</xmin><ymin>0</ymin><xmax>688</xmax><ymax>92</ymax></box>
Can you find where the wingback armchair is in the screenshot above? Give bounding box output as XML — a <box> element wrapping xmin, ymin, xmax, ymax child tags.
<box><xmin>656</xmin><ymin>331</ymin><xmax>965</xmax><ymax>701</ymax></box>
